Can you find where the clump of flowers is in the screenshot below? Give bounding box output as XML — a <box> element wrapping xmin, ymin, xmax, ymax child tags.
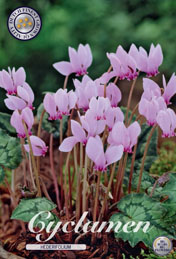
<box><xmin>1</xmin><ymin>42</ymin><xmax>176</xmax><ymax>249</ymax></box>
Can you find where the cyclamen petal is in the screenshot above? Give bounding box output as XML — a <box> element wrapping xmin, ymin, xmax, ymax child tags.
<box><xmin>22</xmin><ymin>107</ymin><xmax>34</xmax><ymax>131</ymax></box>
<box><xmin>53</xmin><ymin>44</ymin><xmax>92</xmax><ymax>76</ymax></box>
<box><xmin>55</xmin><ymin>89</ymin><xmax>77</xmax><ymax>115</ymax></box>
<box><xmin>44</xmin><ymin>93</ymin><xmax>58</xmax><ymax>120</ymax></box>
<box><xmin>105</xmin><ymin>145</ymin><xmax>124</xmax><ymax>166</ymax></box>
<box><xmin>157</xmin><ymin>108</ymin><xmax>176</xmax><ymax>138</ymax></box>
<box><xmin>4</xmin><ymin>95</ymin><xmax>26</xmax><ymax>110</ymax></box>
<box><xmin>106</xmin><ymin>83</ymin><xmax>122</xmax><ymax>107</ymax></box>
<box><xmin>71</xmin><ymin>120</ymin><xmax>86</xmax><ymax>143</ymax></box>
<box><xmin>13</xmin><ymin>67</ymin><xmax>26</xmax><ymax>87</ymax></box>
<box><xmin>24</xmin><ymin>136</ymin><xmax>48</xmax><ymax>156</ymax></box>
<box><xmin>10</xmin><ymin>110</ymin><xmax>26</xmax><ymax>138</ymax></box>
<box><xmin>86</xmin><ymin>136</ymin><xmax>106</xmax><ymax>171</ymax></box>
<box><xmin>53</xmin><ymin>61</ymin><xmax>72</xmax><ymax>76</ymax></box>
<box><xmin>111</xmin><ymin>121</ymin><xmax>141</xmax><ymax>153</ymax></box>
<box><xmin>0</xmin><ymin>70</ymin><xmax>15</xmax><ymax>94</ymax></box>
<box><xmin>0</xmin><ymin>67</ymin><xmax>26</xmax><ymax>94</ymax></box>
<box><xmin>162</xmin><ymin>73</ymin><xmax>176</xmax><ymax>105</ymax></box>
<box><xmin>10</xmin><ymin>108</ymin><xmax>34</xmax><ymax>138</ymax></box>
<box><xmin>86</xmin><ymin>136</ymin><xmax>123</xmax><ymax>171</ymax></box>
<box><xmin>59</xmin><ymin>136</ymin><xmax>78</xmax><ymax>152</ymax></box>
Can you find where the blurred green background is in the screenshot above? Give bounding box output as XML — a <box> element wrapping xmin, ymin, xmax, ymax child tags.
<box><xmin>0</xmin><ymin>0</ymin><xmax>176</xmax><ymax>112</ymax></box>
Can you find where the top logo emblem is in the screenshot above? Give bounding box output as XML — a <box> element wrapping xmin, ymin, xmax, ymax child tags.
<box><xmin>7</xmin><ymin>7</ymin><xmax>42</xmax><ymax>41</ymax></box>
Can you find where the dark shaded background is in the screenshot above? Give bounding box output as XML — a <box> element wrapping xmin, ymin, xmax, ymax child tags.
<box><xmin>0</xmin><ymin>0</ymin><xmax>176</xmax><ymax>112</ymax></box>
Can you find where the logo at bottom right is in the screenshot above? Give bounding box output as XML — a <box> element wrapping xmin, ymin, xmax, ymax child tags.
<box><xmin>153</xmin><ymin>236</ymin><xmax>173</xmax><ymax>256</ymax></box>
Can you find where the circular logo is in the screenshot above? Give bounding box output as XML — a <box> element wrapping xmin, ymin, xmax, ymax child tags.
<box><xmin>7</xmin><ymin>7</ymin><xmax>42</xmax><ymax>41</ymax></box>
<box><xmin>153</xmin><ymin>236</ymin><xmax>172</xmax><ymax>256</ymax></box>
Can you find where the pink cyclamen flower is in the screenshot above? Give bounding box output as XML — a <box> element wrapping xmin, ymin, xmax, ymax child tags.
<box><xmin>74</xmin><ymin>75</ymin><xmax>98</xmax><ymax>111</ymax></box>
<box><xmin>4</xmin><ymin>83</ymin><xmax>34</xmax><ymax>110</ymax></box>
<box><xmin>105</xmin><ymin>107</ymin><xmax>124</xmax><ymax>131</ymax></box>
<box><xmin>80</xmin><ymin>110</ymin><xmax>105</xmax><ymax>137</ymax></box>
<box><xmin>59</xmin><ymin>120</ymin><xmax>87</xmax><ymax>152</ymax></box>
<box><xmin>139</xmin><ymin>96</ymin><xmax>167</xmax><ymax>126</ymax></box>
<box><xmin>110</xmin><ymin>121</ymin><xmax>141</xmax><ymax>153</ymax></box>
<box><xmin>157</xmin><ymin>108</ymin><xmax>176</xmax><ymax>138</ymax></box>
<box><xmin>53</xmin><ymin>44</ymin><xmax>92</xmax><ymax>76</ymax></box>
<box><xmin>96</xmin><ymin>82</ymin><xmax>122</xmax><ymax>108</ymax></box>
<box><xmin>107</xmin><ymin>45</ymin><xmax>138</xmax><ymax>81</ymax></box>
<box><xmin>86</xmin><ymin>135</ymin><xmax>124</xmax><ymax>172</ymax></box>
<box><xmin>141</xmin><ymin>78</ymin><xmax>161</xmax><ymax>101</ymax></box>
<box><xmin>24</xmin><ymin>136</ymin><xmax>48</xmax><ymax>156</ymax></box>
<box><xmin>129</xmin><ymin>43</ymin><xmax>163</xmax><ymax>77</ymax></box>
<box><xmin>54</xmin><ymin>89</ymin><xmax>77</xmax><ymax>117</ymax></box>
<box><xmin>88</xmin><ymin>96</ymin><xmax>111</xmax><ymax>120</ymax></box>
<box><xmin>43</xmin><ymin>93</ymin><xmax>58</xmax><ymax>120</ymax></box>
<box><xmin>162</xmin><ymin>73</ymin><xmax>176</xmax><ymax>105</ymax></box>
<box><xmin>0</xmin><ymin>67</ymin><xmax>26</xmax><ymax>95</ymax></box>
<box><xmin>10</xmin><ymin>107</ymin><xmax>34</xmax><ymax>138</ymax></box>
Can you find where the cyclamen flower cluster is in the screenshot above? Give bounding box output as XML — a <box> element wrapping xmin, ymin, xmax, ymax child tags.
<box><xmin>0</xmin><ymin>68</ymin><xmax>47</xmax><ymax>157</ymax></box>
<box><xmin>52</xmin><ymin>43</ymin><xmax>175</xmax><ymax>171</ymax></box>
<box><xmin>1</xmin><ymin>42</ymin><xmax>176</xmax><ymax>166</ymax></box>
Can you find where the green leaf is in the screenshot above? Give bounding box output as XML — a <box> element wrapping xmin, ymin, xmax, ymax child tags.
<box><xmin>0</xmin><ymin>166</ymin><xmax>5</xmax><ymax>183</ymax></box>
<box><xmin>11</xmin><ymin>197</ymin><xmax>59</xmax><ymax>227</ymax></box>
<box><xmin>0</xmin><ymin>112</ymin><xmax>16</xmax><ymax>136</ymax></box>
<box><xmin>37</xmin><ymin>103</ymin><xmax>68</xmax><ymax>138</ymax></box>
<box><xmin>159</xmin><ymin>173</ymin><xmax>176</xmax><ymax>202</ymax></box>
<box><xmin>110</xmin><ymin>193</ymin><xmax>175</xmax><ymax>248</ymax></box>
<box><xmin>0</xmin><ymin>129</ymin><xmax>22</xmax><ymax>169</ymax></box>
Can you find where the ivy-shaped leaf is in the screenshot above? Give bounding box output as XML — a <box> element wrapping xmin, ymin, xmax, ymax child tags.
<box><xmin>0</xmin><ymin>112</ymin><xmax>16</xmax><ymax>136</ymax></box>
<box><xmin>154</xmin><ymin>173</ymin><xmax>176</xmax><ymax>224</ymax></box>
<box><xmin>37</xmin><ymin>103</ymin><xmax>68</xmax><ymax>138</ymax></box>
<box><xmin>0</xmin><ymin>129</ymin><xmax>22</xmax><ymax>169</ymax></box>
<box><xmin>11</xmin><ymin>197</ymin><xmax>59</xmax><ymax>227</ymax></box>
<box><xmin>110</xmin><ymin>193</ymin><xmax>175</xmax><ymax>248</ymax></box>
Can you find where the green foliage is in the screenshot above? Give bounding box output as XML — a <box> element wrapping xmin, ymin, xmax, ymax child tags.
<box><xmin>123</xmin><ymin>249</ymin><xmax>176</xmax><ymax>259</ymax></box>
<box><xmin>0</xmin><ymin>129</ymin><xmax>22</xmax><ymax>170</ymax></box>
<box><xmin>0</xmin><ymin>112</ymin><xmax>16</xmax><ymax>136</ymax></box>
<box><xmin>110</xmin><ymin>193</ymin><xmax>175</xmax><ymax>248</ymax></box>
<box><xmin>140</xmin><ymin>249</ymin><xmax>176</xmax><ymax>259</ymax></box>
<box><xmin>11</xmin><ymin>197</ymin><xmax>59</xmax><ymax>227</ymax></box>
<box><xmin>0</xmin><ymin>166</ymin><xmax>5</xmax><ymax>183</ymax></box>
<box><xmin>37</xmin><ymin>103</ymin><xmax>68</xmax><ymax>138</ymax></box>
<box><xmin>150</xmin><ymin>141</ymin><xmax>176</xmax><ymax>176</ymax></box>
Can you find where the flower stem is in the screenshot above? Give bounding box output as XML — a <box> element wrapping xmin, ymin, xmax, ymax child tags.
<box><xmin>93</xmin><ymin>171</ymin><xmax>101</xmax><ymax>221</ymax></box>
<box><xmin>37</xmin><ymin>109</ymin><xmax>46</xmax><ymax>137</ymax></box>
<box><xmin>113</xmin><ymin>157</ymin><xmax>123</xmax><ymax>201</ymax></box>
<box><xmin>91</xmin><ymin>171</ymin><xmax>101</xmax><ymax>244</ymax></box>
<box><xmin>22</xmin><ymin>121</ymin><xmax>41</xmax><ymax>197</ymax></box>
<box><xmin>64</xmin><ymin>152</ymin><xmax>71</xmax><ymax>219</ymax></box>
<box><xmin>99</xmin><ymin>163</ymin><xmax>116</xmax><ymax>221</ymax></box>
<box><xmin>128</xmin><ymin>120</ymin><xmax>143</xmax><ymax>193</ymax></box>
<box><xmin>28</xmin><ymin>153</ymin><xmax>36</xmax><ymax>190</ymax></box>
<box><xmin>117</xmin><ymin>152</ymin><xmax>128</xmax><ymax>201</ymax></box>
<box><xmin>125</xmin><ymin>78</ymin><xmax>137</xmax><ymax>125</ymax></box>
<box><xmin>37</xmin><ymin>109</ymin><xmax>46</xmax><ymax>179</ymax></box>
<box><xmin>82</xmin><ymin>154</ymin><xmax>88</xmax><ymax>213</ymax></box>
<box><xmin>127</xmin><ymin>103</ymin><xmax>139</xmax><ymax>126</ymax></box>
<box><xmin>20</xmin><ymin>138</ymin><xmax>27</xmax><ymax>186</ymax></box>
<box><xmin>49</xmin><ymin>134</ymin><xmax>62</xmax><ymax>210</ymax></box>
<box><xmin>137</xmin><ymin>125</ymin><xmax>157</xmax><ymax>193</ymax></box>
<box><xmin>63</xmin><ymin>75</ymin><xmax>69</xmax><ymax>90</ymax></box>
<box><xmin>74</xmin><ymin>145</ymin><xmax>80</xmax><ymax>222</ymax></box>
<box><xmin>59</xmin><ymin>118</ymin><xmax>64</xmax><ymax>205</ymax></box>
